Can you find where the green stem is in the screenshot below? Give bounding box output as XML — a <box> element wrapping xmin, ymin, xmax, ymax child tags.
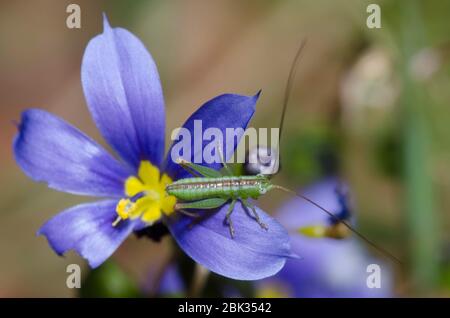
<box><xmin>399</xmin><ymin>0</ymin><xmax>440</xmax><ymax>293</ymax></box>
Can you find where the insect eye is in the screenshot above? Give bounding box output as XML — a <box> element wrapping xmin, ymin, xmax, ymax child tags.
<box><xmin>244</xmin><ymin>146</ymin><xmax>280</xmax><ymax>176</ymax></box>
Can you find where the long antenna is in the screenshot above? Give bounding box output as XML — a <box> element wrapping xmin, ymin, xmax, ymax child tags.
<box><xmin>273</xmin><ymin>40</ymin><xmax>307</xmax><ymax>174</ymax></box>
<box><xmin>271</xmin><ymin>41</ymin><xmax>401</xmax><ymax>265</ymax></box>
<box><xmin>278</xmin><ymin>40</ymin><xmax>307</xmax><ymax>152</ymax></box>
<box><xmin>273</xmin><ymin>185</ymin><xmax>402</xmax><ymax>265</ymax></box>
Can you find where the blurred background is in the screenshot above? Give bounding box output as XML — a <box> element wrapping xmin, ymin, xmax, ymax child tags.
<box><xmin>1</xmin><ymin>0</ymin><xmax>450</xmax><ymax>297</ymax></box>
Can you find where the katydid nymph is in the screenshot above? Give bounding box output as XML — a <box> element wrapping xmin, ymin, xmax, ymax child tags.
<box><xmin>166</xmin><ymin>41</ymin><xmax>401</xmax><ymax>264</ymax></box>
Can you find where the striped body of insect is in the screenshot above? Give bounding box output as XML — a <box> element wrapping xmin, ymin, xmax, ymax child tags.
<box><xmin>166</xmin><ymin>175</ymin><xmax>272</xmax><ymax>201</ymax></box>
<box><xmin>165</xmin><ymin>160</ymin><xmax>271</xmax><ymax>237</ymax></box>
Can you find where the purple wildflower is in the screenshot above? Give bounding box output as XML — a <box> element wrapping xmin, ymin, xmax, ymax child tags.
<box><xmin>13</xmin><ymin>15</ymin><xmax>292</xmax><ymax>280</ymax></box>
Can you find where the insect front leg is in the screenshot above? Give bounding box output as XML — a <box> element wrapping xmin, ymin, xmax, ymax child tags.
<box><xmin>225</xmin><ymin>200</ymin><xmax>237</xmax><ymax>238</ymax></box>
<box><xmin>175</xmin><ymin>198</ymin><xmax>228</xmax><ymax>225</ymax></box>
<box><xmin>241</xmin><ymin>199</ymin><xmax>268</xmax><ymax>231</ymax></box>
<box><xmin>177</xmin><ymin>209</ymin><xmax>201</xmax><ymax>218</ymax></box>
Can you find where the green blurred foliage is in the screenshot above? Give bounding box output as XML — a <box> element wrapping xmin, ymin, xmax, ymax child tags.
<box><xmin>79</xmin><ymin>261</ymin><xmax>141</xmax><ymax>298</ymax></box>
<box><xmin>373</xmin><ymin>128</ymin><xmax>403</xmax><ymax>179</ymax></box>
<box><xmin>281</xmin><ymin>124</ymin><xmax>340</xmax><ymax>185</ymax></box>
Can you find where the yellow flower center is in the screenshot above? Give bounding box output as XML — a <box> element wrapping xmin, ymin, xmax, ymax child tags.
<box><xmin>113</xmin><ymin>161</ymin><xmax>177</xmax><ymax>226</ymax></box>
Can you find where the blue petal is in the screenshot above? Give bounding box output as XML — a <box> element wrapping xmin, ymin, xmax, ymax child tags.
<box><xmin>81</xmin><ymin>15</ymin><xmax>165</xmax><ymax>169</ymax></box>
<box><xmin>275</xmin><ymin>239</ymin><xmax>393</xmax><ymax>297</ymax></box>
<box><xmin>38</xmin><ymin>200</ymin><xmax>134</xmax><ymax>268</ymax></box>
<box><xmin>164</xmin><ymin>92</ymin><xmax>260</xmax><ymax>180</ymax></box>
<box><xmin>168</xmin><ymin>201</ymin><xmax>293</xmax><ymax>280</ymax></box>
<box><xmin>14</xmin><ymin>109</ymin><xmax>131</xmax><ymax>197</ymax></box>
<box><xmin>158</xmin><ymin>264</ymin><xmax>186</xmax><ymax>296</ymax></box>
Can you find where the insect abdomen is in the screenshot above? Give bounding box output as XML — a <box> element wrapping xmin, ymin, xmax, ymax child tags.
<box><xmin>166</xmin><ymin>176</ymin><xmax>263</xmax><ymax>201</ymax></box>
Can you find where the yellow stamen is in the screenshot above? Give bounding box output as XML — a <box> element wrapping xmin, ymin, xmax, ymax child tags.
<box><xmin>116</xmin><ymin>198</ymin><xmax>135</xmax><ymax>220</ymax></box>
<box><xmin>114</xmin><ymin>161</ymin><xmax>176</xmax><ymax>226</ymax></box>
<box><xmin>298</xmin><ymin>224</ymin><xmax>327</xmax><ymax>238</ymax></box>
<box><xmin>298</xmin><ymin>223</ymin><xmax>351</xmax><ymax>239</ymax></box>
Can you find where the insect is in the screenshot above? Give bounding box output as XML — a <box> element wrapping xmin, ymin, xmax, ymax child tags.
<box><xmin>167</xmin><ymin>158</ymin><xmax>271</xmax><ymax>237</ymax></box>
<box><xmin>166</xmin><ymin>41</ymin><xmax>401</xmax><ymax>264</ymax></box>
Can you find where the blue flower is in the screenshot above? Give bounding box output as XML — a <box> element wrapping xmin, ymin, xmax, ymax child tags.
<box><xmin>257</xmin><ymin>178</ymin><xmax>393</xmax><ymax>297</ymax></box>
<box><xmin>13</xmin><ymin>15</ymin><xmax>292</xmax><ymax>280</ymax></box>
<box><xmin>157</xmin><ymin>264</ymin><xmax>186</xmax><ymax>297</ymax></box>
<box><xmin>143</xmin><ymin>263</ymin><xmax>186</xmax><ymax>297</ymax></box>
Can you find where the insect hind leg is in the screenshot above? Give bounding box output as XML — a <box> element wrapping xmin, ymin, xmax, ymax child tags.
<box><xmin>225</xmin><ymin>200</ymin><xmax>237</xmax><ymax>238</ymax></box>
<box><xmin>175</xmin><ymin>198</ymin><xmax>227</xmax><ymax>228</ymax></box>
<box><xmin>177</xmin><ymin>209</ymin><xmax>201</xmax><ymax>218</ymax></box>
<box><xmin>241</xmin><ymin>199</ymin><xmax>268</xmax><ymax>231</ymax></box>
